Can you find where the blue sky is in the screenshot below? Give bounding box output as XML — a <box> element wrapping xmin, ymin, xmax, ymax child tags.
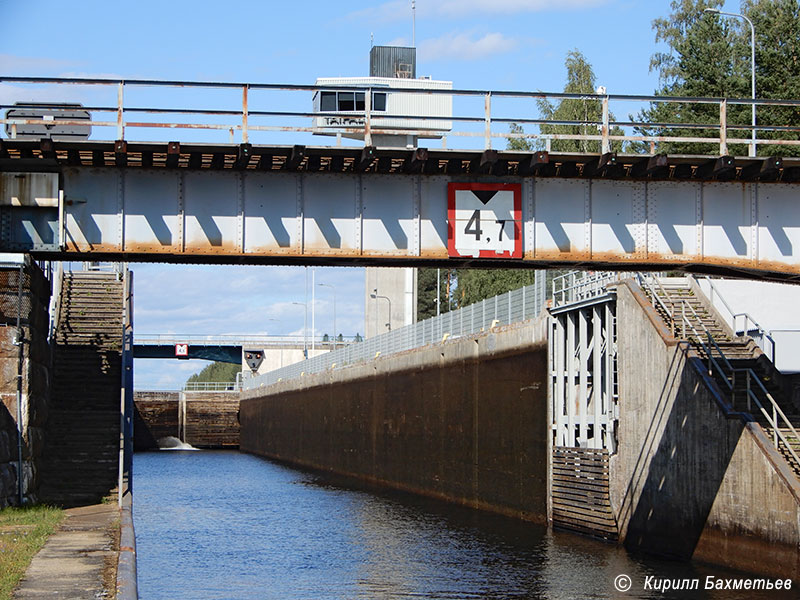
<box><xmin>1</xmin><ymin>0</ymin><xmax>745</xmax><ymax>388</ymax></box>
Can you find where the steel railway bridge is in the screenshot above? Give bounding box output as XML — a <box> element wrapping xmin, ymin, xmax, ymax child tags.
<box><xmin>1</xmin><ymin>76</ymin><xmax>799</xmax><ymax>280</ymax></box>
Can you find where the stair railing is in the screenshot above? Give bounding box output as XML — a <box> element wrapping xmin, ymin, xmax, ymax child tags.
<box><xmin>697</xmin><ymin>276</ymin><xmax>776</xmax><ymax>363</ymax></box>
<box><xmin>48</xmin><ymin>261</ymin><xmax>64</xmax><ymax>342</ymax></box>
<box><xmin>731</xmin><ymin>365</ymin><xmax>800</xmax><ymax>469</ymax></box>
<box><xmin>639</xmin><ymin>274</ymin><xmax>800</xmax><ymax>471</ymax></box>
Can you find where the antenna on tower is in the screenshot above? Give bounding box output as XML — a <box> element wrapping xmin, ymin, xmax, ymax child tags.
<box><xmin>412</xmin><ymin>0</ymin><xmax>416</xmax><ymax>48</ymax></box>
<box><xmin>370</xmin><ymin>32</ymin><xmax>374</xmax><ymax>48</ymax></box>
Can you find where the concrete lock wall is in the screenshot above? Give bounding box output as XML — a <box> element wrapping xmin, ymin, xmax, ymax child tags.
<box><xmin>133</xmin><ymin>391</ymin><xmax>180</xmax><ymax>450</ymax></box>
<box><xmin>0</xmin><ymin>263</ymin><xmax>51</xmax><ymax>507</ymax></box>
<box><xmin>612</xmin><ymin>281</ymin><xmax>800</xmax><ymax>580</ymax></box>
<box><xmin>240</xmin><ymin>317</ymin><xmax>549</xmax><ymax>522</ymax></box>
<box><xmin>180</xmin><ymin>392</ymin><xmax>240</xmax><ymax>448</ymax></box>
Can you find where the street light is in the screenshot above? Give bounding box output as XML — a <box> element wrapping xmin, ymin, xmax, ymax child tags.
<box><xmin>317</xmin><ymin>283</ymin><xmax>336</xmax><ymax>347</ymax></box>
<box><xmin>370</xmin><ymin>288</ymin><xmax>392</xmax><ymax>333</ymax></box>
<box><xmin>704</xmin><ymin>7</ymin><xmax>757</xmax><ymax>156</ymax></box>
<box><xmin>291</xmin><ymin>301</ymin><xmax>308</xmax><ymax>358</ymax></box>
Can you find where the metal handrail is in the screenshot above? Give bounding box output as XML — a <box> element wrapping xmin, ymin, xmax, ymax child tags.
<box><xmin>639</xmin><ymin>273</ymin><xmax>800</xmax><ymax>471</ymax></box>
<box><xmin>552</xmin><ymin>271</ymin><xmax>622</xmax><ymax>308</ymax></box>
<box><xmin>733</xmin><ymin>367</ymin><xmax>800</xmax><ymax>468</ymax></box>
<box><xmin>698</xmin><ymin>276</ymin><xmax>776</xmax><ymax>362</ymax></box>
<box><xmin>134</xmin><ymin>333</ymin><xmax>357</xmax><ymax>347</ymax></box>
<box><xmin>244</xmin><ymin>274</ymin><xmax>547</xmax><ymax>390</ymax></box>
<box><xmin>183</xmin><ymin>381</ymin><xmax>241</xmax><ymax>392</ymax></box>
<box><xmin>3</xmin><ymin>76</ymin><xmax>800</xmax><ymax>152</ymax></box>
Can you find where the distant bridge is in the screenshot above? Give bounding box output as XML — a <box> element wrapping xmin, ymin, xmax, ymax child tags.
<box><xmin>133</xmin><ymin>334</ymin><xmax>353</xmax><ymax>363</ymax></box>
<box><xmin>2</xmin><ymin>76</ymin><xmax>800</xmax><ymax>280</ymax></box>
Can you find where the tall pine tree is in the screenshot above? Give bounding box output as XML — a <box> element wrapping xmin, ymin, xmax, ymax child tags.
<box><xmin>637</xmin><ymin>0</ymin><xmax>800</xmax><ymax>156</ymax></box>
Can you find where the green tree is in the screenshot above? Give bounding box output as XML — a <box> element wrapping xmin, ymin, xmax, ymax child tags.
<box><xmin>509</xmin><ymin>50</ymin><xmax>623</xmax><ymax>153</ymax></box>
<box><xmin>537</xmin><ymin>50</ymin><xmax>625</xmax><ymax>153</ymax></box>
<box><xmin>637</xmin><ymin>0</ymin><xmax>800</xmax><ymax>156</ymax></box>
<box><xmin>186</xmin><ymin>361</ymin><xmax>241</xmax><ymax>385</ymax></box>
<box><xmin>455</xmin><ymin>269</ymin><xmax>539</xmax><ymax>307</ymax></box>
<box><xmin>417</xmin><ymin>267</ymin><xmax>455</xmax><ymax>320</ymax></box>
<box><xmin>636</xmin><ymin>0</ymin><xmax>747</xmax><ymax>154</ymax></box>
<box><xmin>506</xmin><ymin>122</ymin><xmax>535</xmax><ymax>151</ymax></box>
<box><xmin>742</xmin><ymin>0</ymin><xmax>800</xmax><ymax>156</ymax></box>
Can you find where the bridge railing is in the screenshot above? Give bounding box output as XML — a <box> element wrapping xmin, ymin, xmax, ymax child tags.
<box><xmin>183</xmin><ymin>381</ymin><xmax>241</xmax><ymax>392</ymax></box>
<box><xmin>551</xmin><ymin>271</ymin><xmax>628</xmax><ymax>309</ymax></box>
<box><xmin>243</xmin><ymin>271</ymin><xmax>547</xmax><ymax>390</ymax></box>
<box><xmin>133</xmin><ymin>333</ymin><xmax>356</xmax><ymax>348</ymax></box>
<box><xmin>3</xmin><ymin>76</ymin><xmax>800</xmax><ymax>154</ymax></box>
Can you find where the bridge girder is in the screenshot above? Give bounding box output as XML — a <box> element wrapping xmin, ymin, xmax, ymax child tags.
<box><xmin>2</xmin><ymin>142</ymin><xmax>800</xmax><ymax>281</ymax></box>
<box><xmin>133</xmin><ymin>344</ymin><xmax>242</xmax><ymax>364</ymax></box>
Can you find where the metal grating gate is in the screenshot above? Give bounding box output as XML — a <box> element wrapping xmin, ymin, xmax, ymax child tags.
<box><xmin>551</xmin><ymin>447</ymin><xmax>618</xmax><ymax>540</ymax></box>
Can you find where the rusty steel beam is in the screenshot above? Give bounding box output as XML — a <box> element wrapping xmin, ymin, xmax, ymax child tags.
<box><xmin>0</xmin><ymin>167</ymin><xmax>780</xmax><ymax>282</ymax></box>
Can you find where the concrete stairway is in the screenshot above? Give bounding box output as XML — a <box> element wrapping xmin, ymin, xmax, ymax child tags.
<box><xmin>38</xmin><ymin>271</ymin><xmax>124</xmax><ymax>507</ymax></box>
<box><xmin>642</xmin><ymin>276</ymin><xmax>800</xmax><ymax>478</ymax></box>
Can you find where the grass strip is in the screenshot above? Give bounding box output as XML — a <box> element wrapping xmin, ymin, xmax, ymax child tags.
<box><xmin>0</xmin><ymin>505</ymin><xmax>64</xmax><ymax>600</ymax></box>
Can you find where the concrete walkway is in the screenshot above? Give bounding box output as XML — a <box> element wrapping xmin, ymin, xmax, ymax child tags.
<box><xmin>13</xmin><ymin>503</ymin><xmax>119</xmax><ymax>599</ymax></box>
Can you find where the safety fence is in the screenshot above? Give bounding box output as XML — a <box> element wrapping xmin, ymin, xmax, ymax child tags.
<box><xmin>244</xmin><ymin>271</ymin><xmax>546</xmax><ymax>390</ymax></box>
<box><xmin>3</xmin><ymin>76</ymin><xmax>800</xmax><ymax>154</ymax></box>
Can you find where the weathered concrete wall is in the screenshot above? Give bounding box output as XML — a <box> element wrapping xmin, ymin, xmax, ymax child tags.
<box><xmin>612</xmin><ymin>281</ymin><xmax>800</xmax><ymax>580</ymax></box>
<box><xmin>0</xmin><ymin>263</ymin><xmax>51</xmax><ymax>507</ymax></box>
<box><xmin>133</xmin><ymin>391</ymin><xmax>179</xmax><ymax>450</ymax></box>
<box><xmin>241</xmin><ymin>317</ymin><xmax>549</xmax><ymax>522</ymax></box>
<box><xmin>180</xmin><ymin>392</ymin><xmax>239</xmax><ymax>448</ymax></box>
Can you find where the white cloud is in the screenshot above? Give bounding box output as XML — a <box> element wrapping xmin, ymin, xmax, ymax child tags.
<box><xmin>419</xmin><ymin>31</ymin><xmax>519</xmax><ymax>61</ymax></box>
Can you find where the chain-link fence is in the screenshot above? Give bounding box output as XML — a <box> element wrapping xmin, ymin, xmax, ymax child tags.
<box><xmin>244</xmin><ymin>271</ymin><xmax>547</xmax><ymax>390</ymax></box>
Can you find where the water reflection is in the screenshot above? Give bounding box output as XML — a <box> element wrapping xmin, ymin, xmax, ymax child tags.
<box><xmin>133</xmin><ymin>451</ymin><xmax>793</xmax><ymax>600</ymax></box>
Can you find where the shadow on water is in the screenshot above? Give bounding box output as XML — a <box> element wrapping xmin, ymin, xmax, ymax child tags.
<box><xmin>133</xmin><ymin>451</ymin><xmax>794</xmax><ymax>600</ymax></box>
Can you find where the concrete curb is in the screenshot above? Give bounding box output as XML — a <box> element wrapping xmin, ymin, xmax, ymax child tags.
<box><xmin>117</xmin><ymin>491</ymin><xmax>138</xmax><ymax>600</ymax></box>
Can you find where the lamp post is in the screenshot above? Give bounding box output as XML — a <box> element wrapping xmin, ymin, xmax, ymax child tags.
<box><xmin>370</xmin><ymin>288</ymin><xmax>392</xmax><ymax>333</ymax></box>
<box><xmin>291</xmin><ymin>301</ymin><xmax>307</xmax><ymax>358</ymax></box>
<box><xmin>705</xmin><ymin>7</ymin><xmax>757</xmax><ymax>157</ymax></box>
<box><xmin>318</xmin><ymin>283</ymin><xmax>336</xmax><ymax>347</ymax></box>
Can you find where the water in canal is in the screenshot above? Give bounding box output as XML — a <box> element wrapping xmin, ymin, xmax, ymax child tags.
<box><xmin>134</xmin><ymin>451</ymin><xmax>793</xmax><ymax>599</ymax></box>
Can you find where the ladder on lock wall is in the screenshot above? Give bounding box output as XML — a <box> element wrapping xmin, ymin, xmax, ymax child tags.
<box><xmin>548</xmin><ymin>271</ymin><xmax>621</xmax><ymax>540</ymax></box>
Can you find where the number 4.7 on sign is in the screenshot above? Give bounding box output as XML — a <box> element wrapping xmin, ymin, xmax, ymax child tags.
<box><xmin>448</xmin><ymin>183</ymin><xmax>522</xmax><ymax>259</ymax></box>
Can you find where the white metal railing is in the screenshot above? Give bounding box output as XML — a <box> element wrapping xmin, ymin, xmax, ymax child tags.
<box><xmin>552</xmin><ymin>271</ymin><xmax>626</xmax><ymax>308</ymax></box>
<box><xmin>134</xmin><ymin>333</ymin><xmax>356</xmax><ymax>348</ymax></box>
<box><xmin>183</xmin><ymin>381</ymin><xmax>241</xmax><ymax>392</ymax></box>
<box><xmin>244</xmin><ymin>273</ymin><xmax>547</xmax><ymax>390</ymax></box>
<box><xmin>697</xmin><ymin>276</ymin><xmax>776</xmax><ymax>363</ymax></box>
<box><xmin>3</xmin><ymin>76</ymin><xmax>800</xmax><ymax>153</ymax></box>
<box><xmin>639</xmin><ymin>273</ymin><xmax>800</xmax><ymax>472</ymax></box>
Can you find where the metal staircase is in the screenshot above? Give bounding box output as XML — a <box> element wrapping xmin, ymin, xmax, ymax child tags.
<box><xmin>38</xmin><ymin>268</ymin><xmax>126</xmax><ymax>506</ymax></box>
<box><xmin>638</xmin><ymin>274</ymin><xmax>800</xmax><ymax>479</ymax></box>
